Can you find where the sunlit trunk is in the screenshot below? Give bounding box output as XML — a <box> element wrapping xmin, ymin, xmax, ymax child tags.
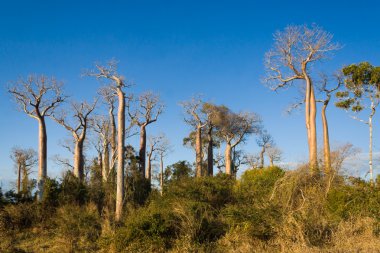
<box><xmin>37</xmin><ymin>117</ymin><xmax>47</xmax><ymax>201</ymax></box>
<box><xmin>225</xmin><ymin>142</ymin><xmax>232</xmax><ymax>175</ymax></box>
<box><xmin>102</xmin><ymin>142</ymin><xmax>109</xmax><ymax>182</ymax></box>
<box><xmin>73</xmin><ymin>139</ymin><xmax>85</xmax><ymax>181</ymax></box>
<box><xmin>115</xmin><ymin>88</ymin><xmax>125</xmax><ymax>222</ymax></box>
<box><xmin>260</xmin><ymin>147</ymin><xmax>265</xmax><ymax>168</ymax></box>
<box><xmin>321</xmin><ymin>102</ymin><xmax>331</xmax><ymax>175</ymax></box>
<box><xmin>160</xmin><ymin>154</ymin><xmax>164</xmax><ymax>196</ymax></box>
<box><xmin>146</xmin><ymin>152</ymin><xmax>152</xmax><ymax>183</ymax></box>
<box><xmin>369</xmin><ymin>114</ymin><xmax>374</xmax><ymax>185</ymax></box>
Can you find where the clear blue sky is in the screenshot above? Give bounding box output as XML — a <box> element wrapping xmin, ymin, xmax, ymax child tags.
<box><xmin>1</xmin><ymin>0</ymin><xmax>380</xmax><ymax>188</ymax></box>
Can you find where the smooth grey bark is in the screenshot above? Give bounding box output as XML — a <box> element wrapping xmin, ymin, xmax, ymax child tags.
<box><xmin>225</xmin><ymin>142</ymin><xmax>232</xmax><ymax>175</ymax></box>
<box><xmin>37</xmin><ymin>117</ymin><xmax>48</xmax><ymax>200</ymax></box>
<box><xmin>195</xmin><ymin>126</ymin><xmax>203</xmax><ymax>177</ymax></box>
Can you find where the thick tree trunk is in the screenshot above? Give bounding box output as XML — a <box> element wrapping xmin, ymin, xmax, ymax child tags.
<box><xmin>160</xmin><ymin>154</ymin><xmax>164</xmax><ymax>196</ymax></box>
<box><xmin>269</xmin><ymin>157</ymin><xmax>274</xmax><ymax>167</ymax></box>
<box><xmin>321</xmin><ymin>102</ymin><xmax>331</xmax><ymax>175</ymax></box>
<box><xmin>73</xmin><ymin>139</ymin><xmax>85</xmax><ymax>181</ymax></box>
<box><xmin>260</xmin><ymin>147</ymin><xmax>265</xmax><ymax>168</ymax></box>
<box><xmin>207</xmin><ymin>127</ymin><xmax>213</xmax><ymax>176</ymax></box>
<box><xmin>369</xmin><ymin>115</ymin><xmax>373</xmax><ymax>185</ymax></box>
<box><xmin>225</xmin><ymin>142</ymin><xmax>232</xmax><ymax>175</ymax></box>
<box><xmin>22</xmin><ymin>167</ymin><xmax>28</xmax><ymax>194</ymax></box>
<box><xmin>139</xmin><ymin>125</ymin><xmax>147</xmax><ymax>178</ymax></box>
<box><xmin>115</xmin><ymin>89</ymin><xmax>125</xmax><ymax>222</ymax></box>
<box><xmin>304</xmin><ymin>75</ymin><xmax>318</xmax><ymax>173</ymax></box>
<box><xmin>146</xmin><ymin>153</ymin><xmax>152</xmax><ymax>183</ymax></box>
<box><xmin>17</xmin><ymin>164</ymin><xmax>21</xmax><ymax>194</ymax></box>
<box><xmin>37</xmin><ymin>117</ymin><xmax>47</xmax><ymax>201</ymax></box>
<box><xmin>195</xmin><ymin>126</ymin><xmax>203</xmax><ymax>177</ymax></box>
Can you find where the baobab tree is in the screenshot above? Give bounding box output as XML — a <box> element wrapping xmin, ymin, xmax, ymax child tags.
<box><xmin>217</xmin><ymin>110</ymin><xmax>262</xmax><ymax>175</ymax></box>
<box><xmin>181</xmin><ymin>96</ymin><xmax>207</xmax><ymax>177</ymax></box>
<box><xmin>52</xmin><ymin>100</ymin><xmax>97</xmax><ymax>181</ymax></box>
<box><xmin>335</xmin><ymin>62</ymin><xmax>380</xmax><ymax>184</ymax></box>
<box><xmin>8</xmin><ymin>75</ymin><xmax>65</xmax><ymax>200</ymax></box>
<box><xmin>156</xmin><ymin>135</ymin><xmax>171</xmax><ymax>195</ymax></box>
<box><xmin>256</xmin><ymin>130</ymin><xmax>273</xmax><ymax>168</ymax></box>
<box><xmin>146</xmin><ymin>134</ymin><xmax>162</xmax><ymax>183</ymax></box>
<box><xmin>127</xmin><ymin>92</ymin><xmax>164</xmax><ymax>178</ymax></box>
<box><xmin>89</xmin><ymin>60</ymin><xmax>131</xmax><ymax>222</ymax></box>
<box><xmin>10</xmin><ymin>147</ymin><xmax>37</xmax><ymax>195</ymax></box>
<box><xmin>264</xmin><ymin>24</ymin><xmax>340</xmax><ymax>172</ymax></box>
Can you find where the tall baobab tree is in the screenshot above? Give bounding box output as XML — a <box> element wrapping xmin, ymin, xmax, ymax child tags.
<box><xmin>256</xmin><ymin>130</ymin><xmax>273</xmax><ymax>168</ymax></box>
<box><xmin>217</xmin><ymin>110</ymin><xmax>262</xmax><ymax>175</ymax></box>
<box><xmin>52</xmin><ymin>100</ymin><xmax>97</xmax><ymax>181</ymax></box>
<box><xmin>181</xmin><ymin>96</ymin><xmax>207</xmax><ymax>177</ymax></box>
<box><xmin>146</xmin><ymin>135</ymin><xmax>161</xmax><ymax>183</ymax></box>
<box><xmin>317</xmin><ymin>75</ymin><xmax>342</xmax><ymax>174</ymax></box>
<box><xmin>335</xmin><ymin>62</ymin><xmax>380</xmax><ymax>184</ymax></box>
<box><xmin>264</xmin><ymin>24</ymin><xmax>340</xmax><ymax>172</ymax></box>
<box><xmin>156</xmin><ymin>135</ymin><xmax>171</xmax><ymax>196</ymax></box>
<box><xmin>127</xmin><ymin>92</ymin><xmax>164</xmax><ymax>178</ymax></box>
<box><xmin>10</xmin><ymin>147</ymin><xmax>37</xmax><ymax>195</ymax></box>
<box><xmin>89</xmin><ymin>60</ymin><xmax>131</xmax><ymax>222</ymax></box>
<box><xmin>8</xmin><ymin>75</ymin><xmax>65</xmax><ymax>200</ymax></box>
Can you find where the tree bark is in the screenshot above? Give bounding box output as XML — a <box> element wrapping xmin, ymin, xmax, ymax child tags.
<box><xmin>195</xmin><ymin>126</ymin><xmax>203</xmax><ymax>177</ymax></box>
<box><xmin>225</xmin><ymin>142</ymin><xmax>232</xmax><ymax>175</ymax></box>
<box><xmin>321</xmin><ymin>102</ymin><xmax>331</xmax><ymax>175</ymax></box>
<box><xmin>73</xmin><ymin>139</ymin><xmax>85</xmax><ymax>181</ymax></box>
<box><xmin>115</xmin><ymin>88</ymin><xmax>125</xmax><ymax>222</ymax></box>
<box><xmin>207</xmin><ymin>127</ymin><xmax>213</xmax><ymax>176</ymax></box>
<box><xmin>140</xmin><ymin>125</ymin><xmax>147</xmax><ymax>178</ymax></box>
<box><xmin>37</xmin><ymin>117</ymin><xmax>47</xmax><ymax>201</ymax></box>
<box><xmin>304</xmin><ymin>73</ymin><xmax>318</xmax><ymax>173</ymax></box>
<box><xmin>110</xmin><ymin>107</ymin><xmax>117</xmax><ymax>171</ymax></box>
<box><xmin>269</xmin><ymin>157</ymin><xmax>274</xmax><ymax>167</ymax></box>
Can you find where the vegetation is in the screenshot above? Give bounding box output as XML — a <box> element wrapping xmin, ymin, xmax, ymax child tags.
<box><xmin>3</xmin><ymin>24</ymin><xmax>380</xmax><ymax>252</ymax></box>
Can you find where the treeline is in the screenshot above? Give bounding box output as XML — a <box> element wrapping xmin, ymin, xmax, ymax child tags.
<box><xmin>1</xmin><ymin>24</ymin><xmax>380</xmax><ymax>252</ymax></box>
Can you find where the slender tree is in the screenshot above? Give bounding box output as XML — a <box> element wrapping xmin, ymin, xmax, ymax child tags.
<box><xmin>8</xmin><ymin>75</ymin><xmax>65</xmax><ymax>200</ymax></box>
<box><xmin>335</xmin><ymin>62</ymin><xmax>380</xmax><ymax>184</ymax></box>
<box><xmin>156</xmin><ymin>135</ymin><xmax>171</xmax><ymax>196</ymax></box>
<box><xmin>52</xmin><ymin>100</ymin><xmax>97</xmax><ymax>181</ymax></box>
<box><xmin>127</xmin><ymin>92</ymin><xmax>164</xmax><ymax>178</ymax></box>
<box><xmin>256</xmin><ymin>130</ymin><xmax>273</xmax><ymax>168</ymax></box>
<box><xmin>266</xmin><ymin>146</ymin><xmax>282</xmax><ymax>167</ymax></box>
<box><xmin>89</xmin><ymin>61</ymin><xmax>131</xmax><ymax>222</ymax></box>
<box><xmin>264</xmin><ymin>24</ymin><xmax>340</xmax><ymax>172</ymax></box>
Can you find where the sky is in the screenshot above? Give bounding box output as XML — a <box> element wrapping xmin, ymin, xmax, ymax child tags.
<box><xmin>1</xmin><ymin>0</ymin><xmax>380</xmax><ymax>189</ymax></box>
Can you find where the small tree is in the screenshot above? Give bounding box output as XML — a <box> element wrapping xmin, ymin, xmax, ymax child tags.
<box><xmin>127</xmin><ymin>91</ymin><xmax>164</xmax><ymax>178</ymax></box>
<box><xmin>266</xmin><ymin>146</ymin><xmax>282</xmax><ymax>167</ymax></box>
<box><xmin>10</xmin><ymin>147</ymin><xmax>37</xmax><ymax>196</ymax></box>
<box><xmin>8</xmin><ymin>75</ymin><xmax>65</xmax><ymax>200</ymax></box>
<box><xmin>256</xmin><ymin>130</ymin><xmax>274</xmax><ymax>168</ymax></box>
<box><xmin>335</xmin><ymin>62</ymin><xmax>380</xmax><ymax>184</ymax></box>
<box><xmin>52</xmin><ymin>100</ymin><xmax>97</xmax><ymax>181</ymax></box>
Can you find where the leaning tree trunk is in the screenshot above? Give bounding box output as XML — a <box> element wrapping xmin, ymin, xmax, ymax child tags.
<box><xmin>115</xmin><ymin>88</ymin><xmax>125</xmax><ymax>222</ymax></box>
<box><xmin>321</xmin><ymin>102</ymin><xmax>331</xmax><ymax>175</ymax></box>
<box><xmin>207</xmin><ymin>127</ymin><xmax>213</xmax><ymax>176</ymax></box>
<box><xmin>225</xmin><ymin>142</ymin><xmax>232</xmax><ymax>175</ymax></box>
<box><xmin>73</xmin><ymin>139</ymin><xmax>85</xmax><ymax>181</ymax></box>
<box><xmin>139</xmin><ymin>125</ymin><xmax>147</xmax><ymax>178</ymax></box>
<box><xmin>195</xmin><ymin>126</ymin><xmax>203</xmax><ymax>177</ymax></box>
<box><xmin>37</xmin><ymin>117</ymin><xmax>47</xmax><ymax>201</ymax></box>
